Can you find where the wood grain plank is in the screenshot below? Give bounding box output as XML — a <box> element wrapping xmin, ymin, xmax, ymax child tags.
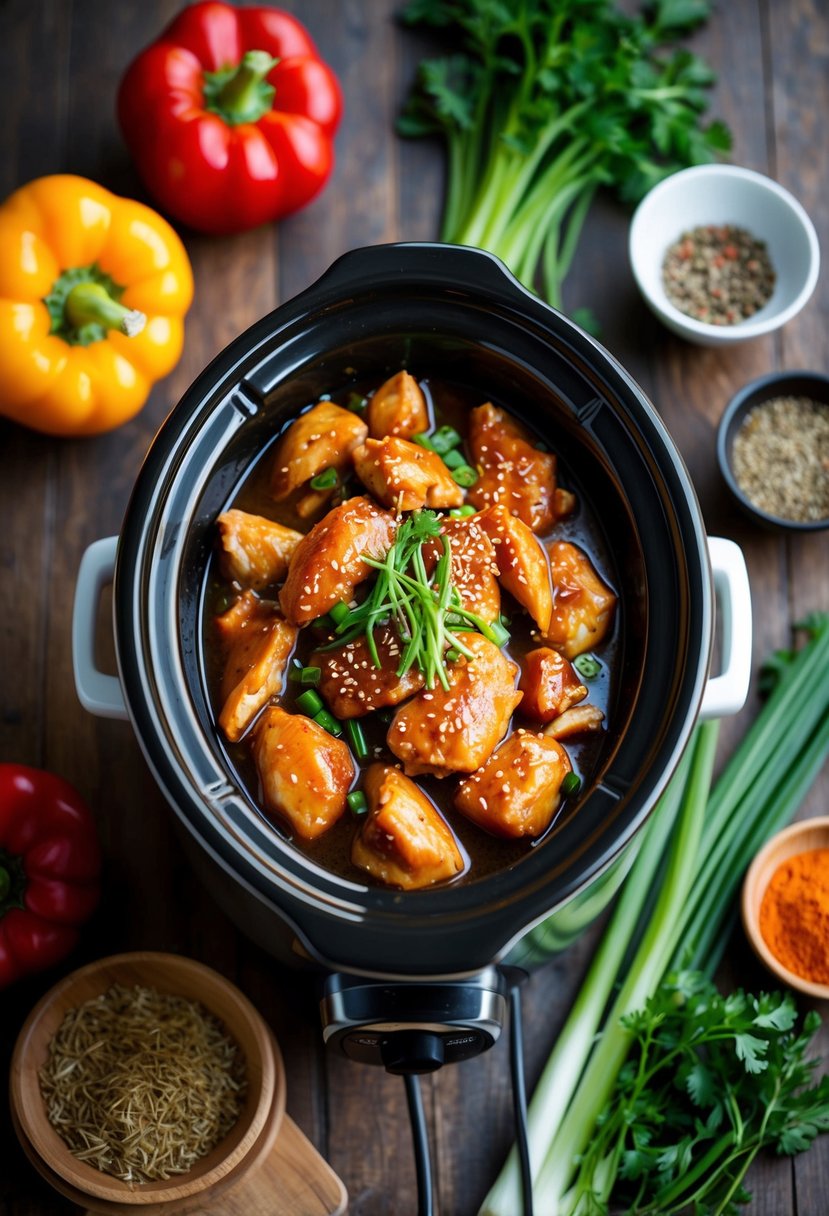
<box><xmin>765</xmin><ymin>3</ymin><xmax>829</xmax><ymax>1213</ymax></box>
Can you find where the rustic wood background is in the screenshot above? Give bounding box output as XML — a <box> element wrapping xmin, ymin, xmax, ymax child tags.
<box><xmin>1</xmin><ymin>1</ymin><xmax>827</xmax><ymax>1213</ymax></box>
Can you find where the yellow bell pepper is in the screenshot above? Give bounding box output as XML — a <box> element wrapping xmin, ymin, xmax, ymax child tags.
<box><xmin>0</xmin><ymin>175</ymin><xmax>193</xmax><ymax>436</ymax></box>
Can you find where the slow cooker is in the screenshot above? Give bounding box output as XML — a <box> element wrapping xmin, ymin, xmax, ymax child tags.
<box><xmin>72</xmin><ymin>243</ymin><xmax>751</xmax><ymax>1072</ymax></box>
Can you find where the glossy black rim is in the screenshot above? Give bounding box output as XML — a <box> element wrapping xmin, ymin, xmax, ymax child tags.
<box><xmin>115</xmin><ymin>243</ymin><xmax>712</xmax><ymax>976</ymax></box>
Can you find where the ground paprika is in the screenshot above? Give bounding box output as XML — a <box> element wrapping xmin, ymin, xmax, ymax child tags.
<box><xmin>759</xmin><ymin>847</ymin><xmax>829</xmax><ymax>985</ymax></box>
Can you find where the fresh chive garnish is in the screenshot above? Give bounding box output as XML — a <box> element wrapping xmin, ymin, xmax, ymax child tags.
<box><xmin>562</xmin><ymin>772</ymin><xmax>582</xmax><ymax>797</ymax></box>
<box><xmin>345</xmin><ymin>719</ymin><xmax>369</xmax><ymax>761</ymax></box>
<box><xmin>312</xmin><ymin>613</ymin><xmax>334</xmax><ymax>631</ymax></box>
<box><xmin>446</xmin><ymin>647</ymin><xmax>461</xmax><ymax>663</ymax></box>
<box><xmin>345</xmin><ymin>392</ymin><xmax>367</xmax><ymax>413</ymax></box>
<box><xmin>289</xmin><ymin>662</ymin><xmax>321</xmax><ymax>685</ymax></box>
<box><xmin>412</xmin><ymin>432</ymin><xmax>437</xmax><ymax>451</ymax></box>
<box><xmin>314</xmin><ymin>708</ymin><xmax>342</xmax><ymax>737</ymax></box>
<box><xmin>347</xmin><ymin>790</ymin><xmax>368</xmax><ymax>815</ymax></box>
<box><xmin>574</xmin><ymin>653</ymin><xmax>602</xmax><ymax>680</ymax></box>
<box><xmin>451</xmin><ymin>463</ymin><xmax>479</xmax><ymax>488</ymax></box>
<box><xmin>431</xmin><ymin>425</ymin><xmax>463</xmax><ymax>454</ymax></box>
<box><xmin>318</xmin><ymin>509</ymin><xmax>515</xmax><ymax>690</ymax></box>
<box><xmin>329</xmin><ymin>600</ymin><xmax>350</xmax><ymax>626</ymax></box>
<box><xmin>442</xmin><ymin>448</ymin><xmax>467</xmax><ymax>470</ymax></box>
<box><xmin>296</xmin><ymin>689</ymin><xmax>324</xmax><ymax>716</ymax></box>
<box><xmin>310</xmin><ymin>466</ymin><xmax>338</xmax><ymax>491</ymax></box>
<box><xmin>449</xmin><ymin>504</ymin><xmax>477</xmax><ymax>518</ymax></box>
<box><xmin>487</xmin><ymin>619</ymin><xmax>511</xmax><ymax>647</ymax></box>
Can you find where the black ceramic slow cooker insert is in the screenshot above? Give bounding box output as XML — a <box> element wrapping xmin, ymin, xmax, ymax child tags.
<box><xmin>87</xmin><ymin>243</ymin><xmax>719</xmax><ymax>980</ymax></box>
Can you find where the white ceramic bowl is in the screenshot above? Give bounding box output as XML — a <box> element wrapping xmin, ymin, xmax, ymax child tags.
<box><xmin>629</xmin><ymin>165</ymin><xmax>820</xmax><ymax>346</ymax></box>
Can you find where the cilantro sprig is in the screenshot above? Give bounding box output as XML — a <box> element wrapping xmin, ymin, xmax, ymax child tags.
<box><xmin>576</xmin><ymin>973</ymin><xmax>829</xmax><ymax>1216</ymax></box>
<box><xmin>321</xmin><ymin>508</ymin><xmax>507</xmax><ymax>690</ymax></box>
<box><xmin>399</xmin><ymin>0</ymin><xmax>731</xmax><ymax>309</ymax></box>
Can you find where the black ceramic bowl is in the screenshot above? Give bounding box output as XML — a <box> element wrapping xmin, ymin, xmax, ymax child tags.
<box><xmin>109</xmin><ymin>243</ymin><xmax>714</xmax><ymax>978</ymax></box>
<box><xmin>717</xmin><ymin>370</ymin><xmax>829</xmax><ymax>532</ymax></box>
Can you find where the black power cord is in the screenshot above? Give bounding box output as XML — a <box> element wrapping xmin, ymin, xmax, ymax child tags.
<box><xmin>400</xmin><ymin>980</ymin><xmax>534</xmax><ymax>1216</ymax></box>
<box><xmin>404</xmin><ymin>1070</ymin><xmax>435</xmax><ymax>1216</ymax></box>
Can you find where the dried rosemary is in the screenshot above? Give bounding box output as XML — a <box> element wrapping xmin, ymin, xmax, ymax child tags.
<box><xmin>662</xmin><ymin>224</ymin><xmax>775</xmax><ymax>325</ymax></box>
<box><xmin>732</xmin><ymin>396</ymin><xmax>829</xmax><ymax>522</ymax></box>
<box><xmin>39</xmin><ymin>983</ymin><xmax>247</xmax><ymax>1185</ymax></box>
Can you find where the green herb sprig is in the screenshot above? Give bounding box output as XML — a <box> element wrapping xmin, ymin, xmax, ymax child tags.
<box><xmin>583</xmin><ymin>975</ymin><xmax>829</xmax><ymax>1216</ymax></box>
<box><xmin>399</xmin><ymin>0</ymin><xmax>731</xmax><ymax>310</ymax></box>
<box><xmin>321</xmin><ymin>508</ymin><xmax>508</xmax><ymax>690</ymax></box>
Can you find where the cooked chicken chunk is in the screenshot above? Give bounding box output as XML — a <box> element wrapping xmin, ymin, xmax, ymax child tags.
<box><xmin>367</xmin><ymin>371</ymin><xmax>430</xmax><ymax>440</ymax></box>
<box><xmin>216</xmin><ymin>508</ymin><xmax>303</xmax><ymax>590</ymax></box>
<box><xmin>544</xmin><ymin>704</ymin><xmax>605</xmax><ymax>740</ymax></box>
<box><xmin>543</xmin><ymin>541</ymin><xmax>617</xmax><ymax>659</ymax></box>
<box><xmin>479</xmin><ymin>504</ymin><xmax>553</xmax><ymax>631</ymax></box>
<box><xmin>455</xmin><ymin>730</ymin><xmax>572</xmax><ymax>838</ymax></box>
<box><xmin>216</xmin><ymin>592</ymin><xmax>298</xmax><ymax>742</ymax></box>
<box><xmin>312</xmin><ymin>627</ymin><xmax>425</xmax><ymax>719</ymax></box>
<box><xmin>387</xmin><ymin>632</ymin><xmax>521</xmax><ymax>777</ymax></box>
<box><xmin>353</xmin><ymin>436</ymin><xmax>464</xmax><ymax>510</ymax></box>
<box><xmin>518</xmin><ymin>647</ymin><xmax>588</xmax><ymax>723</ymax></box>
<box><xmin>253</xmin><ymin>706</ymin><xmax>354</xmax><ymax>839</ymax></box>
<box><xmin>422</xmin><ymin>514</ymin><xmax>501</xmax><ymax>622</ymax></box>
<box><xmin>351</xmin><ymin>765</ymin><xmax>465</xmax><ymax>890</ymax></box>
<box><xmin>279</xmin><ymin>497</ymin><xmax>396</xmax><ymax>625</ymax></box>
<box><xmin>270</xmin><ymin>401</ymin><xmax>368</xmax><ymax>500</ymax></box>
<box><xmin>467</xmin><ymin>403</ymin><xmax>574</xmax><ymax>533</ymax></box>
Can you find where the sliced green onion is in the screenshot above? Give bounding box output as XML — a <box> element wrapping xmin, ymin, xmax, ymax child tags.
<box><xmin>346</xmin><ymin>392</ymin><xmax>367</xmax><ymax>413</ymax></box>
<box><xmin>290</xmin><ymin>663</ymin><xmax>321</xmax><ymax>686</ymax></box>
<box><xmin>488</xmin><ymin>619</ymin><xmax>511</xmax><ymax>647</ymax></box>
<box><xmin>314</xmin><ymin>708</ymin><xmax>343</xmax><ymax>737</ymax></box>
<box><xmin>312</xmin><ymin>613</ymin><xmax>334</xmax><ymax>630</ymax></box>
<box><xmin>347</xmin><ymin>790</ymin><xmax>368</xmax><ymax>815</ymax></box>
<box><xmin>310</xmin><ymin>466</ymin><xmax>338</xmax><ymax>491</ymax></box>
<box><xmin>449</xmin><ymin>504</ymin><xmax>477</xmax><ymax>518</ymax></box>
<box><xmin>451</xmin><ymin>463</ymin><xmax>479</xmax><ymax>488</ymax></box>
<box><xmin>445</xmin><ymin>647</ymin><xmax>461</xmax><ymax>663</ymax></box>
<box><xmin>562</xmin><ymin>771</ymin><xmax>582</xmax><ymax>797</ymax></box>
<box><xmin>499</xmin><ymin>612</ymin><xmax>511</xmax><ymax>628</ymax></box>
<box><xmin>345</xmin><ymin>718</ymin><xmax>369</xmax><ymax>761</ymax></box>
<box><xmin>329</xmin><ymin>600</ymin><xmax>350</xmax><ymax>626</ymax></box>
<box><xmin>443</xmin><ymin>448</ymin><xmax>467</xmax><ymax>470</ymax></box>
<box><xmin>296</xmin><ymin>689</ymin><xmax>324</xmax><ymax>716</ymax></box>
<box><xmin>412</xmin><ymin>432</ymin><xmax>437</xmax><ymax>451</ymax></box>
<box><xmin>431</xmin><ymin>425</ymin><xmax>463</xmax><ymax>454</ymax></box>
<box><xmin>574</xmin><ymin>653</ymin><xmax>602</xmax><ymax>680</ymax></box>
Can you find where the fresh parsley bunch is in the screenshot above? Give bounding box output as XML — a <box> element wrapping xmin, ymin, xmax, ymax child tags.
<box><xmin>399</xmin><ymin>0</ymin><xmax>731</xmax><ymax>315</ymax></box>
<box><xmin>573</xmin><ymin>971</ymin><xmax>829</xmax><ymax>1215</ymax></box>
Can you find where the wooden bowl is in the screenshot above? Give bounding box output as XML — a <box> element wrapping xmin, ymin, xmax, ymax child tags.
<box><xmin>10</xmin><ymin>952</ymin><xmax>286</xmax><ymax>1210</ymax></box>
<box><xmin>742</xmin><ymin>818</ymin><xmax>829</xmax><ymax>1000</ymax></box>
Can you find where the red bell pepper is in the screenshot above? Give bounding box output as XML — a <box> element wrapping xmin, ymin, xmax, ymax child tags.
<box><xmin>117</xmin><ymin>2</ymin><xmax>343</xmax><ymax>235</ymax></box>
<box><xmin>0</xmin><ymin>764</ymin><xmax>101</xmax><ymax>988</ymax></box>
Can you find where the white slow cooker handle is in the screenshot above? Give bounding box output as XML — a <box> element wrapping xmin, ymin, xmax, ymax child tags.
<box><xmin>699</xmin><ymin>536</ymin><xmax>752</xmax><ymax>720</ymax></box>
<box><xmin>72</xmin><ymin>536</ymin><xmax>129</xmax><ymax>721</ymax></box>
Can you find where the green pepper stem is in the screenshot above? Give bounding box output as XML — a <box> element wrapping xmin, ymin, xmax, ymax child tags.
<box><xmin>216</xmin><ymin>50</ymin><xmax>279</xmax><ymax>119</ymax></box>
<box><xmin>64</xmin><ymin>282</ymin><xmax>146</xmax><ymax>338</ymax></box>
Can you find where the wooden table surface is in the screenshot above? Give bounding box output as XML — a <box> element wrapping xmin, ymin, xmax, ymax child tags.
<box><xmin>1</xmin><ymin>2</ymin><xmax>828</xmax><ymax>1213</ymax></box>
